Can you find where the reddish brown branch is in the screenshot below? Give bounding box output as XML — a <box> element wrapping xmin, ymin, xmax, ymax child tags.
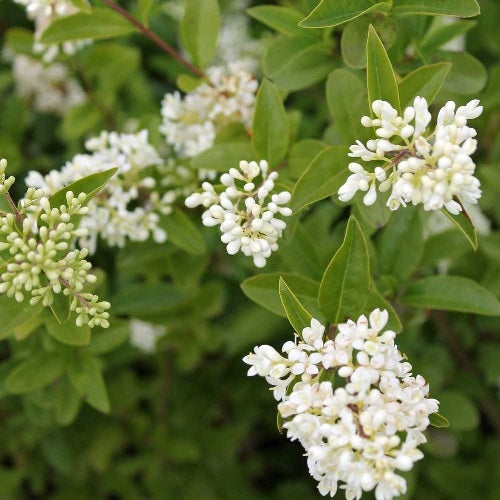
<box><xmin>101</xmin><ymin>0</ymin><xmax>204</xmax><ymax>78</ymax></box>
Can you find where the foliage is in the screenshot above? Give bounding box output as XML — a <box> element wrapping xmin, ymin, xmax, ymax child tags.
<box><xmin>0</xmin><ymin>0</ymin><xmax>498</xmax><ymax>498</ymax></box>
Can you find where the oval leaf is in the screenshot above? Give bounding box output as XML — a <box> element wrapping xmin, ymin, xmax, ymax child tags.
<box><xmin>279</xmin><ymin>277</ymin><xmax>313</xmax><ymax>335</ymax></box>
<box><xmin>319</xmin><ymin>216</ymin><xmax>371</xmax><ymax>324</ymax></box>
<box><xmin>402</xmin><ymin>275</ymin><xmax>500</xmax><ymax>315</ymax></box>
<box><xmin>392</xmin><ymin>0</ymin><xmax>480</xmax><ymax>17</ymax></box>
<box><xmin>46</xmin><ymin>315</ymin><xmax>91</xmax><ymax>346</ymax></box>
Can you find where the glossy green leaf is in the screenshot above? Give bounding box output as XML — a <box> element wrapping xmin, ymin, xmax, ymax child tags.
<box><xmin>291</xmin><ymin>146</ymin><xmax>349</xmax><ymax>212</ymax></box>
<box><xmin>55</xmin><ymin>377</ymin><xmax>81</xmax><ymax>426</ymax></box>
<box><xmin>241</xmin><ymin>272</ymin><xmax>320</xmax><ymax>318</ymax></box>
<box><xmin>403</xmin><ymin>275</ymin><xmax>500</xmax><ymax>315</ymax></box>
<box><xmin>439</xmin><ymin>51</ymin><xmax>487</xmax><ymax>95</ymax></box>
<box><xmin>441</xmin><ymin>207</ymin><xmax>478</xmax><ymax>251</ymax></box>
<box><xmin>392</xmin><ymin>0</ymin><xmax>480</xmax><ymax>17</ymax></box>
<box><xmin>67</xmin><ymin>351</ymin><xmax>110</xmax><ymax>413</ymax></box>
<box><xmin>176</xmin><ymin>73</ymin><xmax>203</xmax><ymax>92</ymax></box>
<box><xmin>247</xmin><ymin>5</ymin><xmax>312</xmax><ymax>36</ymax></box>
<box><xmin>279</xmin><ymin>277</ymin><xmax>313</xmax><ymax>335</ymax></box>
<box><xmin>70</xmin><ymin>0</ymin><xmax>91</xmax><ymax>13</ymax></box>
<box><xmin>319</xmin><ymin>216</ymin><xmax>371</xmax><ymax>324</ymax></box>
<box><xmin>353</xmin><ymin>192</ymin><xmax>392</xmax><ymax>231</ymax></box>
<box><xmin>88</xmin><ymin>321</ymin><xmax>130</xmax><ymax>354</ymax></box>
<box><xmin>263</xmin><ymin>35</ymin><xmax>312</xmax><ymax>77</ymax></box>
<box><xmin>364</xmin><ymin>282</ymin><xmax>403</xmax><ymax>333</ymax></box>
<box><xmin>137</xmin><ymin>0</ymin><xmax>154</xmax><ymax>24</ymax></box>
<box><xmin>0</xmin><ymin>297</ymin><xmax>43</xmax><ymax>340</ymax></box>
<box><xmin>49</xmin><ymin>293</ymin><xmax>71</xmax><ymax>325</ymax></box>
<box><xmin>49</xmin><ymin>167</ymin><xmax>118</xmax><ymax>208</ymax></box>
<box><xmin>40</xmin><ymin>8</ymin><xmax>137</xmax><ymax>43</ymax></box>
<box><xmin>300</xmin><ymin>0</ymin><xmax>390</xmax><ymax>28</ymax></box>
<box><xmin>267</xmin><ymin>42</ymin><xmax>337</xmax><ymax>92</ymax></box>
<box><xmin>181</xmin><ymin>0</ymin><xmax>220</xmax><ymax>70</ymax></box>
<box><xmin>398</xmin><ymin>62</ymin><xmax>452</xmax><ymax>108</ymax></box>
<box><xmin>6</xmin><ymin>352</ymin><xmax>64</xmax><ymax>394</ymax></box>
<box><xmin>366</xmin><ymin>25</ymin><xmax>400</xmax><ymax>112</ymax></box>
<box><xmin>159</xmin><ymin>209</ymin><xmax>206</xmax><ymax>255</ymax></box>
<box><xmin>252</xmin><ymin>79</ymin><xmax>289</xmax><ymax>167</ymax></box>
<box><xmin>421</xmin><ymin>19</ymin><xmax>477</xmax><ymax>50</ymax></box>
<box><xmin>288</xmin><ymin>139</ymin><xmax>328</xmax><ymax>178</ymax></box>
<box><xmin>378</xmin><ymin>207</ymin><xmax>424</xmax><ymax>281</ymax></box>
<box><xmin>326</xmin><ymin>69</ymin><xmax>369</xmax><ymax>144</ymax></box>
<box><xmin>45</xmin><ymin>315</ymin><xmax>91</xmax><ymax>346</ymax></box>
<box><xmin>429</xmin><ymin>412</ymin><xmax>450</xmax><ymax>428</ymax></box>
<box><xmin>191</xmin><ymin>142</ymin><xmax>255</xmax><ymax>171</ymax></box>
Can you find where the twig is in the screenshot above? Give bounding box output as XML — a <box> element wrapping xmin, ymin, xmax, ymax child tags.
<box><xmin>432</xmin><ymin>311</ymin><xmax>500</xmax><ymax>434</ymax></box>
<box><xmin>4</xmin><ymin>192</ymin><xmax>24</xmax><ymax>227</ymax></box>
<box><xmin>101</xmin><ymin>0</ymin><xmax>204</xmax><ymax>79</ymax></box>
<box><xmin>59</xmin><ymin>277</ymin><xmax>91</xmax><ymax>309</ymax></box>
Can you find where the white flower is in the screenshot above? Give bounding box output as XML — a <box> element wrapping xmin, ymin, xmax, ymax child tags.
<box><xmin>160</xmin><ymin>62</ymin><xmax>258</xmax><ymax>158</ymax></box>
<box><xmin>186</xmin><ymin>160</ymin><xmax>291</xmax><ymax>267</ymax></box>
<box><xmin>25</xmin><ymin>130</ymin><xmax>174</xmax><ymax>253</ymax></box>
<box><xmin>130</xmin><ymin>319</ymin><xmax>167</xmax><ymax>353</ymax></box>
<box><xmin>339</xmin><ymin>96</ymin><xmax>483</xmax><ymax>214</ymax></box>
<box><xmin>10</xmin><ymin>54</ymin><xmax>86</xmax><ymax>115</ymax></box>
<box><xmin>243</xmin><ymin>311</ymin><xmax>440</xmax><ymax>500</ymax></box>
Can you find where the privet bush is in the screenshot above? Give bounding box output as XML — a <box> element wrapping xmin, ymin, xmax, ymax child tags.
<box><xmin>0</xmin><ymin>0</ymin><xmax>498</xmax><ymax>498</ymax></box>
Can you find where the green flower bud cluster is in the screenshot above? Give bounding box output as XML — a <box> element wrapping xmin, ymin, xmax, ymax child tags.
<box><xmin>0</xmin><ymin>159</ymin><xmax>111</xmax><ymax>328</ymax></box>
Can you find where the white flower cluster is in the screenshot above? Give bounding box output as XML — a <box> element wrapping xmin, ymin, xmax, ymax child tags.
<box><xmin>11</xmin><ymin>54</ymin><xmax>86</xmax><ymax>115</ymax></box>
<box><xmin>14</xmin><ymin>0</ymin><xmax>89</xmax><ymax>61</ymax></box>
<box><xmin>185</xmin><ymin>160</ymin><xmax>291</xmax><ymax>267</ymax></box>
<box><xmin>338</xmin><ymin>97</ymin><xmax>483</xmax><ymax>215</ymax></box>
<box><xmin>26</xmin><ymin>130</ymin><xmax>174</xmax><ymax>254</ymax></box>
<box><xmin>243</xmin><ymin>309</ymin><xmax>439</xmax><ymax>500</ymax></box>
<box><xmin>160</xmin><ymin>62</ymin><xmax>258</xmax><ymax>158</ymax></box>
<box><xmin>129</xmin><ymin>319</ymin><xmax>167</xmax><ymax>353</ymax></box>
<box><xmin>0</xmin><ymin>159</ymin><xmax>110</xmax><ymax>328</ymax></box>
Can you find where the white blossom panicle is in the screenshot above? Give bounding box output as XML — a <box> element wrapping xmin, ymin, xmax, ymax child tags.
<box><xmin>130</xmin><ymin>319</ymin><xmax>167</xmax><ymax>353</ymax></box>
<box><xmin>26</xmin><ymin>130</ymin><xmax>174</xmax><ymax>254</ymax></box>
<box><xmin>0</xmin><ymin>159</ymin><xmax>110</xmax><ymax>328</ymax></box>
<box><xmin>243</xmin><ymin>309</ymin><xmax>439</xmax><ymax>500</ymax></box>
<box><xmin>338</xmin><ymin>97</ymin><xmax>483</xmax><ymax>215</ymax></box>
<box><xmin>14</xmin><ymin>0</ymin><xmax>90</xmax><ymax>61</ymax></box>
<box><xmin>160</xmin><ymin>62</ymin><xmax>258</xmax><ymax>158</ymax></box>
<box><xmin>185</xmin><ymin>160</ymin><xmax>291</xmax><ymax>267</ymax></box>
<box><xmin>11</xmin><ymin>54</ymin><xmax>86</xmax><ymax>115</ymax></box>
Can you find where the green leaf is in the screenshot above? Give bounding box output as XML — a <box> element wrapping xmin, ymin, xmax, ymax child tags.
<box><xmin>402</xmin><ymin>275</ymin><xmax>500</xmax><ymax>315</ymax></box>
<box><xmin>0</xmin><ymin>297</ymin><xmax>44</xmax><ymax>340</ymax></box>
<box><xmin>437</xmin><ymin>391</ymin><xmax>479</xmax><ymax>431</ymax></box>
<box><xmin>241</xmin><ymin>272</ymin><xmax>320</xmax><ymax>318</ymax></box>
<box><xmin>176</xmin><ymin>73</ymin><xmax>203</xmax><ymax>92</ymax></box>
<box><xmin>326</xmin><ymin>69</ymin><xmax>369</xmax><ymax>144</ymax></box>
<box><xmin>266</xmin><ymin>42</ymin><xmax>337</xmax><ymax>92</ymax></box>
<box><xmin>191</xmin><ymin>142</ymin><xmax>255</xmax><ymax>171</ymax></box>
<box><xmin>299</xmin><ymin>0</ymin><xmax>390</xmax><ymax>28</ymax></box>
<box><xmin>420</xmin><ymin>19</ymin><xmax>477</xmax><ymax>51</ymax></box>
<box><xmin>159</xmin><ymin>209</ymin><xmax>206</xmax><ymax>255</ymax></box>
<box><xmin>378</xmin><ymin>207</ymin><xmax>424</xmax><ymax>281</ymax></box>
<box><xmin>40</xmin><ymin>8</ymin><xmax>137</xmax><ymax>43</ymax></box>
<box><xmin>88</xmin><ymin>321</ymin><xmax>129</xmax><ymax>354</ymax></box>
<box><xmin>291</xmin><ymin>146</ymin><xmax>349</xmax><ymax>212</ymax></box>
<box><xmin>55</xmin><ymin>377</ymin><xmax>81</xmax><ymax>426</ymax></box>
<box><xmin>319</xmin><ymin>216</ymin><xmax>371</xmax><ymax>324</ymax></box>
<box><xmin>441</xmin><ymin>206</ymin><xmax>478</xmax><ymax>251</ymax></box>
<box><xmin>67</xmin><ymin>351</ymin><xmax>110</xmax><ymax>413</ymax></box>
<box><xmin>398</xmin><ymin>62</ymin><xmax>451</xmax><ymax>108</ymax></box>
<box><xmin>70</xmin><ymin>0</ymin><xmax>91</xmax><ymax>13</ymax></box>
<box><xmin>49</xmin><ymin>167</ymin><xmax>118</xmax><ymax>208</ymax></box>
<box><xmin>137</xmin><ymin>0</ymin><xmax>154</xmax><ymax>25</ymax></box>
<box><xmin>438</xmin><ymin>51</ymin><xmax>487</xmax><ymax>95</ymax></box>
<box><xmin>6</xmin><ymin>352</ymin><xmax>64</xmax><ymax>394</ymax></box>
<box><xmin>252</xmin><ymin>79</ymin><xmax>289</xmax><ymax>167</ymax></box>
<box><xmin>247</xmin><ymin>5</ymin><xmax>312</xmax><ymax>36</ymax></box>
<box><xmin>392</xmin><ymin>0</ymin><xmax>480</xmax><ymax>17</ymax></box>
<box><xmin>279</xmin><ymin>277</ymin><xmax>313</xmax><ymax>335</ymax></box>
<box><xmin>49</xmin><ymin>293</ymin><xmax>71</xmax><ymax>325</ymax></box>
<box><xmin>429</xmin><ymin>412</ymin><xmax>450</xmax><ymax>428</ymax></box>
<box><xmin>181</xmin><ymin>0</ymin><xmax>220</xmax><ymax>70</ymax></box>
<box><xmin>366</xmin><ymin>24</ymin><xmax>400</xmax><ymax>112</ymax></box>
<box><xmin>263</xmin><ymin>35</ymin><xmax>311</xmax><ymax>77</ymax></box>
<box><xmin>60</xmin><ymin>102</ymin><xmax>102</xmax><ymax>142</ymax></box>
<box><xmin>288</xmin><ymin>139</ymin><xmax>328</xmax><ymax>178</ymax></box>
<box><xmin>45</xmin><ymin>315</ymin><xmax>91</xmax><ymax>346</ymax></box>
<box><xmin>353</xmin><ymin>191</ymin><xmax>392</xmax><ymax>230</ymax></box>
<box><xmin>4</xmin><ymin>28</ymin><xmax>34</xmax><ymax>56</ymax></box>
<box><xmin>364</xmin><ymin>283</ymin><xmax>403</xmax><ymax>333</ymax></box>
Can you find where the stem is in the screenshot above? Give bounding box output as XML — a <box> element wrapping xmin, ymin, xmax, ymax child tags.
<box><xmin>59</xmin><ymin>277</ymin><xmax>91</xmax><ymax>309</ymax></box>
<box><xmin>4</xmin><ymin>192</ymin><xmax>24</xmax><ymax>228</ymax></box>
<box><xmin>432</xmin><ymin>311</ymin><xmax>500</xmax><ymax>435</ymax></box>
<box><xmin>101</xmin><ymin>0</ymin><xmax>204</xmax><ymax>79</ymax></box>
